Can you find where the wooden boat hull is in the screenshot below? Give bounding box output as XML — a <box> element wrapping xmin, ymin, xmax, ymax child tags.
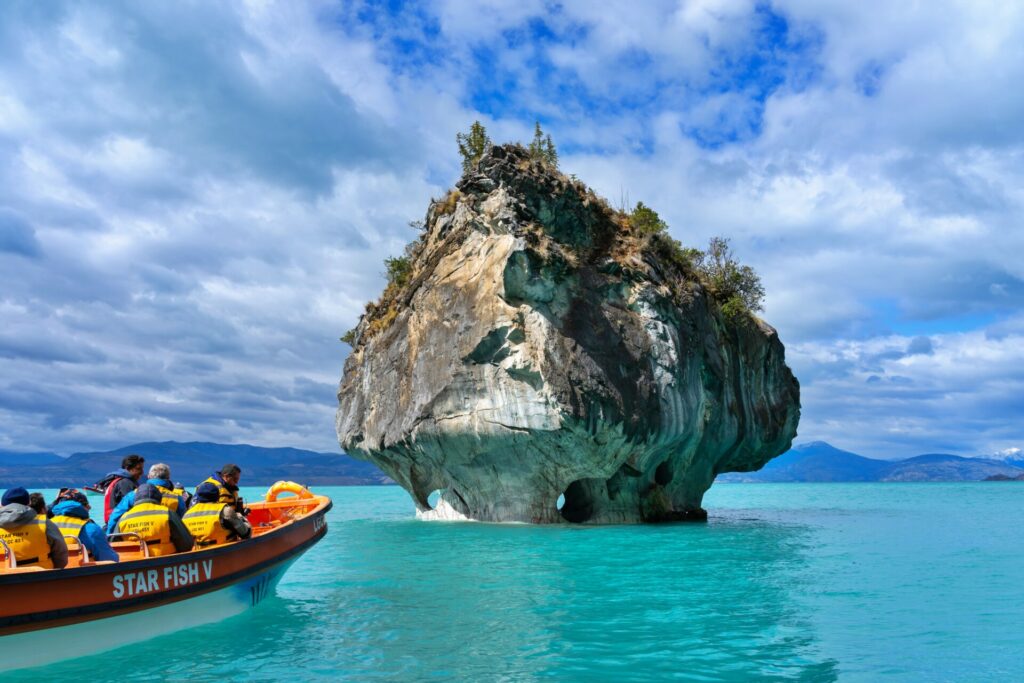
<box><xmin>0</xmin><ymin>494</ymin><xmax>331</xmax><ymax>671</ymax></box>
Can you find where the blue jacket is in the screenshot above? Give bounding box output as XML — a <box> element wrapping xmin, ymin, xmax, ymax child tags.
<box><xmin>105</xmin><ymin>478</ymin><xmax>186</xmax><ymax>533</ymax></box>
<box><xmin>50</xmin><ymin>500</ymin><xmax>119</xmax><ymax>562</ymax></box>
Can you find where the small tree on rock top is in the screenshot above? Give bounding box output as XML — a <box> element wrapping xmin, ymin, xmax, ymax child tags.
<box><xmin>694</xmin><ymin>237</ymin><xmax>765</xmax><ymax>314</ymax></box>
<box><xmin>528</xmin><ymin>121</ymin><xmax>558</xmax><ymax>168</ymax></box>
<box><xmin>456</xmin><ymin>121</ymin><xmax>491</xmax><ymax>173</ymax></box>
<box><xmin>630</xmin><ymin>202</ymin><xmax>668</xmax><ymax>235</ymax></box>
<box><xmin>384</xmin><ymin>255</ymin><xmax>413</xmax><ymax>289</ymax></box>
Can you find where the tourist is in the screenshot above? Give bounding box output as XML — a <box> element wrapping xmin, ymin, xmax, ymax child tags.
<box><xmin>106</xmin><ymin>463</ymin><xmax>187</xmax><ymax>533</ymax></box>
<box><xmin>194</xmin><ymin>464</ymin><xmax>244</xmax><ymax>510</ymax></box>
<box><xmin>95</xmin><ymin>454</ymin><xmax>145</xmax><ymax>525</ymax></box>
<box><xmin>43</xmin><ymin>487</ymin><xmax>73</xmax><ymax>517</ymax></box>
<box><xmin>182</xmin><ymin>486</ymin><xmax>252</xmax><ymax>547</ymax></box>
<box><xmin>113</xmin><ymin>484</ymin><xmax>193</xmax><ymax>556</ymax></box>
<box><xmin>50</xmin><ymin>489</ymin><xmax>118</xmax><ymax>562</ymax></box>
<box><xmin>173</xmin><ymin>481</ymin><xmax>193</xmax><ymax>509</ymax></box>
<box><xmin>28</xmin><ymin>492</ymin><xmax>46</xmax><ymax>516</ymax></box>
<box><xmin>0</xmin><ymin>486</ymin><xmax>68</xmax><ymax>568</ymax></box>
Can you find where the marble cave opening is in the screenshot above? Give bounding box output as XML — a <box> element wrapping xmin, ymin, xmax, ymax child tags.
<box><xmin>558</xmin><ymin>479</ymin><xmax>595</xmax><ymax>524</ymax></box>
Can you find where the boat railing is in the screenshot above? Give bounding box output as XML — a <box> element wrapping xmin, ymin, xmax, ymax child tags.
<box><xmin>106</xmin><ymin>531</ymin><xmax>150</xmax><ymax>559</ymax></box>
<box><xmin>0</xmin><ymin>537</ymin><xmax>15</xmax><ymax>569</ymax></box>
<box><xmin>62</xmin><ymin>534</ymin><xmax>91</xmax><ymax>565</ymax></box>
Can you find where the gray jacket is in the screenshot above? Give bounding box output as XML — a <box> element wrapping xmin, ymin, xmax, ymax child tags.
<box><xmin>167</xmin><ymin>509</ymin><xmax>195</xmax><ymax>553</ymax></box>
<box><xmin>221</xmin><ymin>505</ymin><xmax>252</xmax><ymax>541</ymax></box>
<box><xmin>0</xmin><ymin>502</ymin><xmax>69</xmax><ymax>568</ymax></box>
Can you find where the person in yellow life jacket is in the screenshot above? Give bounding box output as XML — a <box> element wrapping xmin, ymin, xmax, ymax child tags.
<box><xmin>106</xmin><ymin>463</ymin><xmax>187</xmax><ymax>533</ymax></box>
<box><xmin>193</xmin><ymin>463</ymin><xmax>244</xmax><ymax>511</ymax></box>
<box><xmin>0</xmin><ymin>486</ymin><xmax>68</xmax><ymax>568</ymax></box>
<box><xmin>113</xmin><ymin>484</ymin><xmax>193</xmax><ymax>557</ymax></box>
<box><xmin>50</xmin><ymin>489</ymin><xmax>119</xmax><ymax>563</ymax></box>
<box><xmin>182</xmin><ymin>485</ymin><xmax>252</xmax><ymax>548</ymax></box>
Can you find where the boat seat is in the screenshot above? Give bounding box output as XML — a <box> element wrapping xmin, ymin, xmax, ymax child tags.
<box><xmin>108</xmin><ymin>532</ymin><xmax>150</xmax><ymax>561</ymax></box>
<box><xmin>111</xmin><ymin>541</ymin><xmax>148</xmax><ymax>562</ymax></box>
<box><xmin>63</xmin><ymin>535</ymin><xmax>91</xmax><ymax>568</ymax></box>
<box><xmin>0</xmin><ymin>539</ymin><xmax>14</xmax><ymax>569</ymax></box>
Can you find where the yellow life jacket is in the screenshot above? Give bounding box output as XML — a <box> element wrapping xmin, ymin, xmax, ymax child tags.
<box><xmin>154</xmin><ymin>484</ymin><xmax>182</xmax><ymax>514</ymax></box>
<box><xmin>117</xmin><ymin>502</ymin><xmax>175</xmax><ymax>557</ymax></box>
<box><xmin>200</xmin><ymin>476</ymin><xmax>239</xmax><ymax>506</ymax></box>
<box><xmin>51</xmin><ymin>514</ymin><xmax>88</xmax><ymax>547</ymax></box>
<box><xmin>0</xmin><ymin>515</ymin><xmax>54</xmax><ymax>569</ymax></box>
<box><xmin>182</xmin><ymin>502</ymin><xmax>232</xmax><ymax>547</ymax></box>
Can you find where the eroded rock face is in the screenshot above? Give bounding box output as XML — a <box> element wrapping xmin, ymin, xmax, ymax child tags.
<box><xmin>336</xmin><ymin>145</ymin><xmax>800</xmax><ymax>523</ymax></box>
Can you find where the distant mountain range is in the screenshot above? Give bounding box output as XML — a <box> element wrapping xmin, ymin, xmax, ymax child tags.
<box><xmin>0</xmin><ymin>442</ymin><xmax>391</xmax><ymax>489</ymax></box>
<box><xmin>0</xmin><ymin>450</ymin><xmax>65</xmax><ymax>466</ymax></box>
<box><xmin>717</xmin><ymin>441</ymin><xmax>1024</xmax><ymax>483</ymax></box>
<box><xmin>3</xmin><ymin>439</ymin><xmax>1021</xmax><ymax>489</ymax></box>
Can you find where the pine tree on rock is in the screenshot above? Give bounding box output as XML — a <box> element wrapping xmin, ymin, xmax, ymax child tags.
<box><xmin>528</xmin><ymin>121</ymin><xmax>558</xmax><ymax>168</ymax></box>
<box><xmin>544</xmin><ymin>134</ymin><xmax>558</xmax><ymax>168</ymax></box>
<box><xmin>456</xmin><ymin>121</ymin><xmax>492</xmax><ymax>173</ymax></box>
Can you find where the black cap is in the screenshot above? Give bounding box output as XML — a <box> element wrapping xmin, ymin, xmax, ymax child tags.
<box><xmin>135</xmin><ymin>483</ymin><xmax>162</xmax><ymax>503</ymax></box>
<box><xmin>195</xmin><ymin>483</ymin><xmax>220</xmax><ymax>503</ymax></box>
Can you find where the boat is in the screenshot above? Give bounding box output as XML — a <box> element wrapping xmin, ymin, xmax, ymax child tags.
<box><xmin>0</xmin><ymin>482</ymin><xmax>331</xmax><ymax>671</ymax></box>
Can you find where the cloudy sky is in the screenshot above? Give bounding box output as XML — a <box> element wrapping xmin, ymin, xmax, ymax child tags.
<box><xmin>1</xmin><ymin>0</ymin><xmax>1021</xmax><ymax>459</ymax></box>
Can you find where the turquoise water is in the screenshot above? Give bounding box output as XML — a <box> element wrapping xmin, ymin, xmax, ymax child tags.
<box><xmin>7</xmin><ymin>483</ymin><xmax>1023</xmax><ymax>681</ymax></box>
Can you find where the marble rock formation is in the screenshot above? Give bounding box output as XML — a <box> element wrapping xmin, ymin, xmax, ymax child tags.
<box><xmin>336</xmin><ymin>145</ymin><xmax>800</xmax><ymax>523</ymax></box>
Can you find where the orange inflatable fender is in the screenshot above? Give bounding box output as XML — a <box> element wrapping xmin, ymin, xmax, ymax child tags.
<box><xmin>265</xmin><ymin>481</ymin><xmax>313</xmax><ymax>502</ymax></box>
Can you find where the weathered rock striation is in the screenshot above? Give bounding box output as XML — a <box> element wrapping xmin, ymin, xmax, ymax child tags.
<box><xmin>336</xmin><ymin>145</ymin><xmax>800</xmax><ymax>523</ymax></box>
